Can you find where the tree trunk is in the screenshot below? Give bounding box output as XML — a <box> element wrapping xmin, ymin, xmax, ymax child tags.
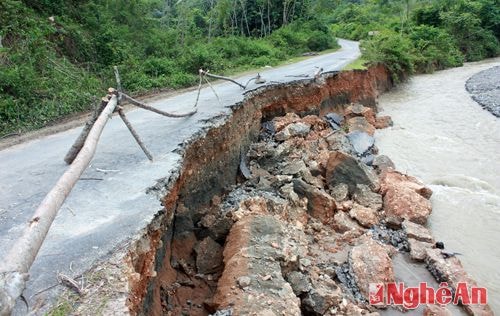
<box><xmin>0</xmin><ymin>95</ymin><xmax>119</xmax><ymax>316</ymax></box>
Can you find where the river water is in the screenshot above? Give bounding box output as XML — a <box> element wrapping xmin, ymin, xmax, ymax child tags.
<box><xmin>376</xmin><ymin>58</ymin><xmax>500</xmax><ymax>312</ymax></box>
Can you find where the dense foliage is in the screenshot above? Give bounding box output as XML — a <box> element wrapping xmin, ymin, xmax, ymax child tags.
<box><xmin>330</xmin><ymin>0</ymin><xmax>499</xmax><ymax>80</ymax></box>
<box><xmin>1</xmin><ymin>0</ymin><xmax>499</xmax><ymax>135</ymax></box>
<box><xmin>0</xmin><ymin>0</ymin><xmax>338</xmax><ymax>136</ymax></box>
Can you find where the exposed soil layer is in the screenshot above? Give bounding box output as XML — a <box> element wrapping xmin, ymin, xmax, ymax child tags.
<box><xmin>73</xmin><ymin>65</ymin><xmax>491</xmax><ymax>315</ymax></box>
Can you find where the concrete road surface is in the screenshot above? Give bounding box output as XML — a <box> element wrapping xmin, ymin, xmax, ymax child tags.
<box><xmin>0</xmin><ymin>39</ymin><xmax>360</xmax><ymax>311</ymax></box>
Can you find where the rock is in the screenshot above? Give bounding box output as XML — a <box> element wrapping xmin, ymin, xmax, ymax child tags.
<box><xmin>325</xmin><ymin>151</ymin><xmax>379</xmax><ymax>194</ymax></box>
<box><xmin>282</xmin><ymin>159</ymin><xmax>307</xmax><ymax>175</ymax></box>
<box><xmin>300</xmin><ymin>168</ymin><xmax>324</xmax><ymax>189</ymax></box>
<box><xmin>288</xmin><ymin>122</ymin><xmax>311</xmax><ymax>137</ymax></box>
<box><xmin>380</xmin><ymin>171</ymin><xmax>432</xmax><ymax>225</ymax></box>
<box><xmin>272</xmin><ymin>113</ymin><xmax>300</xmax><ymax>132</ymax></box>
<box><xmin>194</xmin><ymin>237</ymin><xmax>224</xmax><ymax>274</ymax></box>
<box><xmin>303</xmin><ymin>115</ymin><xmax>329</xmax><ymax>131</ymax></box>
<box><xmin>345</xmin><ymin>103</ymin><xmax>376</xmax><ymax>125</ymax></box>
<box><xmin>275</xmin><ymin>128</ymin><xmax>291</xmax><ymax>141</ymax></box>
<box><xmin>347</xmin><ymin>131</ymin><xmax>375</xmax><ymax>156</ymax></box>
<box><xmin>423</xmin><ymin>304</ymin><xmax>452</xmax><ymax>316</ymax></box>
<box><xmin>425</xmin><ymin>248</ymin><xmax>493</xmax><ymax>315</ymax></box>
<box><xmin>372</xmin><ymin>155</ymin><xmax>395</xmax><ymax>173</ymax></box>
<box><xmin>302</xmin><ymin>277</ymin><xmax>342</xmax><ymax>315</ymax></box>
<box><xmin>349</xmin><ymin>204</ymin><xmax>379</xmax><ymax>228</ymax></box>
<box><xmin>329</xmin><ymin>183</ymin><xmax>349</xmax><ymax>202</ymax></box>
<box><xmin>348</xmin><ymin>116</ymin><xmax>376</xmax><ymax>135</ymax></box>
<box><xmin>332</xmin><ymin>211</ymin><xmax>363</xmax><ymax>233</ymax></box>
<box><xmin>349</xmin><ymin>237</ymin><xmax>395</xmax><ymax>305</ymax></box>
<box><xmin>286</xmin><ymin>271</ymin><xmax>310</xmax><ymax>295</ymax></box>
<box><xmin>324</xmin><ymin>113</ymin><xmax>344</xmax><ymax>130</ymax></box>
<box><xmin>402</xmin><ymin>220</ymin><xmax>434</xmax><ymax>243</ymax></box>
<box><xmin>374</xmin><ymin>116</ymin><xmax>393</xmax><ymax>129</ymax></box>
<box><xmin>325</xmin><ymin>132</ymin><xmax>354</xmax><ymax>154</ymax></box>
<box><xmin>293</xmin><ymin>179</ymin><xmax>336</xmax><ymax>223</ymax></box>
<box><xmin>360</xmin><ymin>154</ymin><xmax>375</xmax><ymax>166</ymax></box>
<box><xmin>237</xmin><ymin>276</ymin><xmax>251</xmax><ymax>289</ymax></box>
<box><xmin>408</xmin><ymin>238</ymin><xmax>433</xmax><ymax>261</ymax></box>
<box><xmin>353</xmin><ymin>184</ymin><xmax>382</xmax><ymax>211</ymax></box>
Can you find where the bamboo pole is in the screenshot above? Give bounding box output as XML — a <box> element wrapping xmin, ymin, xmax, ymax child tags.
<box><xmin>121</xmin><ymin>93</ymin><xmax>196</xmax><ymax>118</ymax></box>
<box><xmin>0</xmin><ymin>95</ymin><xmax>119</xmax><ymax>316</ymax></box>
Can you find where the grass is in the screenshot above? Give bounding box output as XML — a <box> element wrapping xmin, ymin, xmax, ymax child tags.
<box><xmin>343</xmin><ymin>57</ymin><xmax>368</xmax><ymax>70</ymax></box>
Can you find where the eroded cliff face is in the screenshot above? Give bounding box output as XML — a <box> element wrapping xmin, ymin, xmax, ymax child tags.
<box><xmin>122</xmin><ymin>66</ymin><xmax>393</xmax><ymax>315</ymax></box>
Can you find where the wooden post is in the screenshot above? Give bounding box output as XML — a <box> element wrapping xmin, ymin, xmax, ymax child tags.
<box><xmin>0</xmin><ymin>96</ymin><xmax>119</xmax><ymax>316</ymax></box>
<box><xmin>117</xmin><ymin>108</ymin><xmax>153</xmax><ymax>161</ymax></box>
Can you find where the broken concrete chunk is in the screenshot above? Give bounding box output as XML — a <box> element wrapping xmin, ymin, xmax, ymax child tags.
<box><xmin>326</xmin><ymin>151</ymin><xmax>379</xmax><ymax>194</ymax></box>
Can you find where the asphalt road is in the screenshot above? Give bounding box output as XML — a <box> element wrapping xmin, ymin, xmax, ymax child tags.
<box><xmin>0</xmin><ymin>39</ymin><xmax>360</xmax><ymax>310</ymax></box>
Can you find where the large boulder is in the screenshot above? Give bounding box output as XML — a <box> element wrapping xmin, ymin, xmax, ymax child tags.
<box><xmin>349</xmin><ymin>204</ymin><xmax>379</xmax><ymax>228</ymax></box>
<box><xmin>326</xmin><ymin>151</ymin><xmax>379</xmax><ymax>194</ymax></box>
<box><xmin>345</xmin><ymin>103</ymin><xmax>376</xmax><ymax>126</ymax></box>
<box><xmin>353</xmin><ymin>184</ymin><xmax>383</xmax><ymax>211</ymax></box>
<box><xmin>347</xmin><ymin>131</ymin><xmax>375</xmax><ymax>157</ymax></box>
<box><xmin>380</xmin><ymin>170</ymin><xmax>433</xmax><ymax>225</ymax></box>
<box><xmin>348</xmin><ymin>117</ymin><xmax>376</xmax><ymax>135</ymax></box>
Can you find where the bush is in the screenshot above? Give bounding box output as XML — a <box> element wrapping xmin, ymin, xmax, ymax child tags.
<box><xmin>361</xmin><ymin>31</ymin><xmax>414</xmax><ymax>81</ymax></box>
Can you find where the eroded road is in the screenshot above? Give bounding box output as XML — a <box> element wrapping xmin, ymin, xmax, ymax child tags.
<box><xmin>0</xmin><ymin>39</ymin><xmax>360</xmax><ymax>311</ymax></box>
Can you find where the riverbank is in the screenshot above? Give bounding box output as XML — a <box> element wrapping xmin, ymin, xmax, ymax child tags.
<box><xmin>376</xmin><ymin>57</ymin><xmax>500</xmax><ymax>313</ymax></box>
<box><xmin>466</xmin><ymin>65</ymin><xmax>500</xmax><ymax>117</ymax></box>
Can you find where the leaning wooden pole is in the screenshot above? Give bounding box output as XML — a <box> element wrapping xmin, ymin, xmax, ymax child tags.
<box><xmin>0</xmin><ymin>95</ymin><xmax>118</xmax><ymax>316</ymax></box>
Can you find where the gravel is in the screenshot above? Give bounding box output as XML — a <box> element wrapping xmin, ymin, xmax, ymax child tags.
<box><xmin>465</xmin><ymin>65</ymin><xmax>500</xmax><ymax>117</ymax></box>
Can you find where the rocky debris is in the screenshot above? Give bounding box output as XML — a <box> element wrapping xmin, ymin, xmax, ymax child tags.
<box><xmin>302</xmin><ymin>276</ymin><xmax>342</xmax><ymax>315</ymax></box>
<box><xmin>272</xmin><ymin>112</ymin><xmax>301</xmax><ymax>132</ymax></box>
<box><xmin>286</xmin><ymin>271</ymin><xmax>311</xmax><ymax>296</ymax></box>
<box><xmin>345</xmin><ymin>103</ymin><xmax>376</xmax><ymax>126</ymax></box>
<box><xmin>325</xmin><ymin>132</ymin><xmax>355</xmax><ymax>154</ymax></box>
<box><xmin>275</xmin><ymin>122</ymin><xmax>311</xmax><ymax>141</ymax></box>
<box><xmin>374</xmin><ymin>116</ymin><xmax>393</xmax><ymax>129</ymax></box>
<box><xmin>370</xmin><ymin>225</ymin><xmax>408</xmax><ymax>251</ymax></box>
<box><xmin>236</xmin><ymin>276</ymin><xmax>251</xmax><ymax>289</ymax></box>
<box><xmin>293</xmin><ymin>179</ymin><xmax>336</xmax><ymax>223</ymax></box>
<box><xmin>324</xmin><ymin>113</ymin><xmax>344</xmax><ymax>130</ymax></box>
<box><xmin>408</xmin><ymin>238</ymin><xmax>434</xmax><ymax>261</ymax></box>
<box><xmin>329</xmin><ymin>183</ymin><xmax>349</xmax><ymax>202</ymax></box>
<box><xmin>194</xmin><ymin>237</ymin><xmax>224</xmax><ymax>274</ymax></box>
<box><xmin>281</xmin><ymin>159</ymin><xmax>307</xmax><ymax>175</ymax></box>
<box><xmin>349</xmin><ymin>204</ymin><xmax>379</xmax><ymax>228</ymax></box>
<box><xmin>371</xmin><ymin>155</ymin><xmax>395</xmax><ymax>173</ymax></box>
<box><xmin>210</xmin><ymin>308</ymin><xmax>233</xmax><ymax>316</ymax></box>
<box><xmin>347</xmin><ymin>131</ymin><xmax>375</xmax><ymax>157</ymax></box>
<box><xmin>353</xmin><ymin>184</ymin><xmax>382</xmax><ymax>211</ymax></box>
<box><xmin>332</xmin><ymin>211</ymin><xmax>363</xmax><ymax>234</ymax></box>
<box><xmin>349</xmin><ymin>237</ymin><xmax>395</xmax><ymax>306</ymax></box>
<box><xmin>348</xmin><ymin>116</ymin><xmax>376</xmax><ymax>135</ymax></box>
<box><xmin>380</xmin><ymin>170</ymin><xmax>432</xmax><ymax>225</ymax></box>
<box><xmin>425</xmin><ymin>248</ymin><xmax>493</xmax><ymax>315</ymax></box>
<box><xmin>402</xmin><ymin>220</ymin><xmax>434</xmax><ymax>243</ymax></box>
<box><xmin>423</xmin><ymin>304</ymin><xmax>452</xmax><ymax>316</ymax></box>
<box><xmin>326</xmin><ymin>151</ymin><xmax>379</xmax><ymax>194</ymax></box>
<box><xmin>465</xmin><ymin>65</ymin><xmax>500</xmax><ymax>117</ymax></box>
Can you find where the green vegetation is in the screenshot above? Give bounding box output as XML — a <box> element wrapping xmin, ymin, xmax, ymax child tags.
<box><xmin>1</xmin><ymin>0</ymin><xmax>499</xmax><ymax>136</ymax></box>
<box><xmin>329</xmin><ymin>0</ymin><xmax>499</xmax><ymax>80</ymax></box>
<box><xmin>0</xmin><ymin>0</ymin><xmax>339</xmax><ymax>136</ymax></box>
<box><xmin>343</xmin><ymin>57</ymin><xmax>368</xmax><ymax>70</ymax></box>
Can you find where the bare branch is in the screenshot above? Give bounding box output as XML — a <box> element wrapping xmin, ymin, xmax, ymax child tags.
<box><xmin>117</xmin><ymin>108</ymin><xmax>153</xmax><ymax>161</ymax></box>
<box><xmin>121</xmin><ymin>93</ymin><xmax>196</xmax><ymax>118</ymax></box>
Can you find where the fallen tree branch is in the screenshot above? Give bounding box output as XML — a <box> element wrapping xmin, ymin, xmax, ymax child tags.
<box><xmin>120</xmin><ymin>93</ymin><xmax>196</xmax><ymax>118</ymax></box>
<box><xmin>0</xmin><ymin>95</ymin><xmax>119</xmax><ymax>316</ymax></box>
<box><xmin>200</xmin><ymin>69</ymin><xmax>246</xmax><ymax>89</ymax></box>
<box><xmin>117</xmin><ymin>107</ymin><xmax>153</xmax><ymax>161</ymax></box>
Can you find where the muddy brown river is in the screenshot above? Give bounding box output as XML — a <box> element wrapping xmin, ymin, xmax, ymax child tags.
<box><xmin>376</xmin><ymin>58</ymin><xmax>500</xmax><ymax>312</ymax></box>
